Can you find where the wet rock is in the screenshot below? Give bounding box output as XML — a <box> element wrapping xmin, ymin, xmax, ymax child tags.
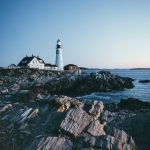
<box><xmin>19</xmin><ymin>108</ymin><xmax>39</xmax><ymax>124</ymax></box>
<box><xmin>19</xmin><ymin>122</ymin><xmax>28</xmax><ymax>130</ymax></box>
<box><xmin>86</xmin><ymin>120</ymin><xmax>105</xmax><ymax>136</ymax></box>
<box><xmin>118</xmin><ymin>98</ymin><xmax>150</xmax><ymax>110</ymax></box>
<box><xmin>43</xmin><ymin>111</ymin><xmax>66</xmax><ymax>134</ymax></box>
<box><xmin>19</xmin><ymin>108</ymin><xmax>33</xmax><ymax>124</ymax></box>
<box><xmin>0</xmin><ymin>104</ymin><xmax>12</xmax><ymax>114</ymax></box>
<box><xmin>81</xmin><ymin>134</ymin><xmax>115</xmax><ymax>149</ymax></box>
<box><xmin>78</xmin><ymin>148</ymin><xmax>94</xmax><ymax>150</ymax></box>
<box><xmin>104</xmin><ymin>102</ymin><xmax>118</xmax><ymax>112</ymax></box>
<box><xmin>1</xmin><ymin>89</ymin><xmax>9</xmax><ymax>94</ymax></box>
<box><xmin>139</xmin><ymin>80</ymin><xmax>150</xmax><ymax>83</ymax></box>
<box><xmin>0</xmin><ymin>80</ymin><xmax>3</xmax><ymax>85</ymax></box>
<box><xmin>37</xmin><ymin>93</ymin><xmax>45</xmax><ymax>99</ymax></box>
<box><xmin>26</xmin><ymin>136</ymin><xmax>73</xmax><ymax>150</ymax></box>
<box><xmin>1</xmin><ymin>107</ymin><xmax>39</xmax><ymax>126</ymax></box>
<box><xmin>27</xmin><ymin>108</ymin><xmax>39</xmax><ymax>119</ymax></box>
<box><xmin>101</xmin><ymin>110</ymin><xmax>116</xmax><ymax>123</ymax></box>
<box><xmin>40</xmin><ymin>104</ymin><xmax>49</xmax><ymax>113</ymax></box>
<box><xmin>60</xmin><ymin>108</ymin><xmax>92</xmax><ymax>137</ymax></box>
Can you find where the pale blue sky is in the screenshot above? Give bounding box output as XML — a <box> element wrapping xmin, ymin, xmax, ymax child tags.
<box><xmin>0</xmin><ymin>0</ymin><xmax>150</xmax><ymax>68</ymax></box>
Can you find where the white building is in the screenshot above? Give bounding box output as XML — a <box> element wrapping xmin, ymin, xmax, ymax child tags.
<box><xmin>8</xmin><ymin>64</ymin><xmax>18</xmax><ymax>69</ymax></box>
<box><xmin>44</xmin><ymin>64</ymin><xmax>58</xmax><ymax>70</ymax></box>
<box><xmin>55</xmin><ymin>39</ymin><xmax>64</xmax><ymax>70</ymax></box>
<box><xmin>18</xmin><ymin>55</ymin><xmax>45</xmax><ymax>69</ymax></box>
<box><xmin>17</xmin><ymin>39</ymin><xmax>64</xmax><ymax>70</ymax></box>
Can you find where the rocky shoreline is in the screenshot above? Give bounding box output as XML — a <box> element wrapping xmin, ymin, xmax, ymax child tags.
<box><xmin>0</xmin><ymin>68</ymin><xmax>134</xmax><ymax>98</ymax></box>
<box><xmin>0</xmin><ymin>68</ymin><xmax>149</xmax><ymax>150</ymax></box>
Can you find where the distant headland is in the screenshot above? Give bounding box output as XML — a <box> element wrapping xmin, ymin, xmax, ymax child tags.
<box><xmin>130</xmin><ymin>68</ymin><xmax>150</xmax><ymax>70</ymax></box>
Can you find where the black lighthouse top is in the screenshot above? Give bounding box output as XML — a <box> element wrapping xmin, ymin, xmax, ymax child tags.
<box><xmin>56</xmin><ymin>39</ymin><xmax>62</xmax><ymax>48</ymax></box>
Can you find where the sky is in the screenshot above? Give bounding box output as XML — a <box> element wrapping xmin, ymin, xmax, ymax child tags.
<box><xmin>0</xmin><ymin>0</ymin><xmax>150</xmax><ymax>68</ymax></box>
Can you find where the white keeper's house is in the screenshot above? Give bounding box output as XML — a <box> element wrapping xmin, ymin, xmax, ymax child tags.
<box><xmin>18</xmin><ymin>55</ymin><xmax>45</xmax><ymax>69</ymax></box>
<box><xmin>18</xmin><ymin>55</ymin><xmax>58</xmax><ymax>70</ymax></box>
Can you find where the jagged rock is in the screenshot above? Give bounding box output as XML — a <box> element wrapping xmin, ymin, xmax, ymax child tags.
<box><xmin>0</xmin><ymin>87</ymin><xmax>140</xmax><ymax>150</ymax></box>
<box><xmin>37</xmin><ymin>93</ymin><xmax>45</xmax><ymax>99</ymax></box>
<box><xmin>81</xmin><ymin>134</ymin><xmax>115</xmax><ymax>149</ymax></box>
<box><xmin>55</xmin><ymin>95</ymin><xmax>71</xmax><ymax>112</ymax></box>
<box><xmin>1</xmin><ymin>89</ymin><xmax>9</xmax><ymax>94</ymax></box>
<box><xmin>26</xmin><ymin>136</ymin><xmax>73</xmax><ymax>150</ymax></box>
<box><xmin>55</xmin><ymin>96</ymin><xmax>84</xmax><ymax>112</ymax></box>
<box><xmin>78</xmin><ymin>148</ymin><xmax>94</xmax><ymax>150</ymax></box>
<box><xmin>1</xmin><ymin>107</ymin><xmax>39</xmax><ymax>126</ymax></box>
<box><xmin>60</xmin><ymin>108</ymin><xmax>92</xmax><ymax>136</ymax></box>
<box><xmin>86</xmin><ymin>120</ymin><xmax>105</xmax><ymax>136</ymax></box>
<box><xmin>19</xmin><ymin>108</ymin><xmax>33</xmax><ymax>124</ymax></box>
<box><xmin>113</xmin><ymin>111</ymin><xmax>150</xmax><ymax>150</ymax></box>
<box><xmin>19</xmin><ymin>123</ymin><xmax>28</xmax><ymax>130</ymax></box>
<box><xmin>89</xmin><ymin>101</ymin><xmax>104</xmax><ymax>119</ymax></box>
<box><xmin>40</xmin><ymin>104</ymin><xmax>49</xmax><ymax>113</ymax></box>
<box><xmin>81</xmin><ymin>128</ymin><xmax>136</xmax><ymax>150</ymax></box>
<box><xmin>27</xmin><ymin>108</ymin><xmax>39</xmax><ymax>119</ymax></box>
<box><xmin>139</xmin><ymin>80</ymin><xmax>150</xmax><ymax>83</ymax></box>
<box><xmin>0</xmin><ymin>80</ymin><xmax>3</xmax><ymax>85</ymax></box>
<box><xmin>55</xmin><ymin>95</ymin><xmax>72</xmax><ymax>105</ymax></box>
<box><xmin>57</xmin><ymin>105</ymin><xmax>66</xmax><ymax>112</ymax></box>
<box><xmin>0</xmin><ymin>104</ymin><xmax>12</xmax><ymax>114</ymax></box>
<box><xmin>106</xmin><ymin>127</ymin><xmax>136</xmax><ymax>150</ymax></box>
<box><xmin>71</xmin><ymin>99</ymin><xmax>84</xmax><ymax>108</ymax></box>
<box><xmin>101</xmin><ymin>110</ymin><xmax>116</xmax><ymax>123</ymax></box>
<box><xmin>19</xmin><ymin>108</ymin><xmax>39</xmax><ymax>124</ymax></box>
<box><xmin>101</xmin><ymin>110</ymin><xmax>136</xmax><ymax>124</ymax></box>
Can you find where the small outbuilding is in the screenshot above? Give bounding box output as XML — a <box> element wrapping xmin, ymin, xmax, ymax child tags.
<box><xmin>45</xmin><ymin>64</ymin><xmax>58</xmax><ymax>70</ymax></box>
<box><xmin>8</xmin><ymin>64</ymin><xmax>18</xmax><ymax>69</ymax></box>
<box><xmin>64</xmin><ymin>64</ymin><xmax>81</xmax><ymax>75</ymax></box>
<box><xmin>64</xmin><ymin>64</ymin><xmax>78</xmax><ymax>71</ymax></box>
<box><xmin>50</xmin><ymin>64</ymin><xmax>58</xmax><ymax>70</ymax></box>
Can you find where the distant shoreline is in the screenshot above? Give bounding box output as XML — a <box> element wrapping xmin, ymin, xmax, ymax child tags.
<box><xmin>130</xmin><ymin>68</ymin><xmax>150</xmax><ymax>70</ymax></box>
<box><xmin>79</xmin><ymin>67</ymin><xmax>150</xmax><ymax>70</ymax></box>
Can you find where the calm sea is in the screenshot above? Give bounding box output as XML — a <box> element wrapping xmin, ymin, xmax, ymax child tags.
<box><xmin>78</xmin><ymin>69</ymin><xmax>150</xmax><ymax>103</ymax></box>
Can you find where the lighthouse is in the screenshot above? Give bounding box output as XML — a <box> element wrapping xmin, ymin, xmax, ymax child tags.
<box><xmin>55</xmin><ymin>39</ymin><xmax>64</xmax><ymax>70</ymax></box>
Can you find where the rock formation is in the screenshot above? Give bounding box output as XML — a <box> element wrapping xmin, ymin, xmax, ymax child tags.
<box><xmin>0</xmin><ymin>69</ymin><xmax>134</xmax><ymax>98</ymax></box>
<box><xmin>0</xmin><ymin>95</ymin><xmax>137</xmax><ymax>150</ymax></box>
<box><xmin>139</xmin><ymin>80</ymin><xmax>150</xmax><ymax>83</ymax></box>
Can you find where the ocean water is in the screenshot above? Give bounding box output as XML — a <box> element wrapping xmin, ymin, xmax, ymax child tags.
<box><xmin>78</xmin><ymin>69</ymin><xmax>150</xmax><ymax>103</ymax></box>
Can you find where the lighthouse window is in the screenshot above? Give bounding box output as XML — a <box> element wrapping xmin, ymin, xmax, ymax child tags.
<box><xmin>56</xmin><ymin>50</ymin><xmax>59</xmax><ymax>54</ymax></box>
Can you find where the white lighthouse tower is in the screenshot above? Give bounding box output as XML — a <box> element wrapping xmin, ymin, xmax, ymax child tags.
<box><xmin>55</xmin><ymin>39</ymin><xmax>64</xmax><ymax>70</ymax></box>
